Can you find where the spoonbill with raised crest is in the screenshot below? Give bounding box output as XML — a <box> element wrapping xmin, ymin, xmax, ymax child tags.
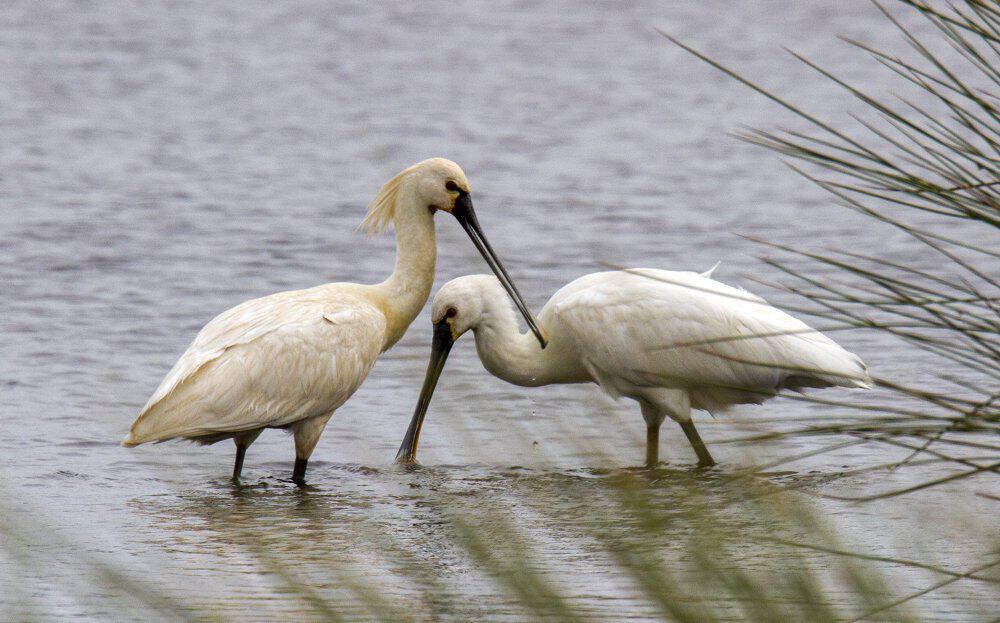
<box><xmin>396</xmin><ymin>269</ymin><xmax>870</xmax><ymax>468</ymax></box>
<box><xmin>123</xmin><ymin>158</ymin><xmax>546</xmax><ymax>484</ymax></box>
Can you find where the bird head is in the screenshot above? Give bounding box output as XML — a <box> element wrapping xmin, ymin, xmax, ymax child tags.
<box><xmin>429</xmin><ymin>274</ymin><xmax>497</xmax><ymax>343</ymax></box>
<box><xmin>360</xmin><ymin>158</ymin><xmax>469</xmax><ymax>234</ymax></box>
<box><xmin>363</xmin><ymin>159</ymin><xmax>547</xmax><ymax>349</ymax></box>
<box><xmin>396</xmin><ymin>275</ymin><xmax>548</xmax><ymax>466</ymax></box>
<box><xmin>411</xmin><ymin>157</ymin><xmax>471</xmax><ymax>215</ymax></box>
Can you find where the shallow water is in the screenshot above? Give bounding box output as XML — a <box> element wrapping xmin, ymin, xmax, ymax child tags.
<box><xmin>1</xmin><ymin>0</ymin><xmax>997</xmax><ymax>620</ymax></box>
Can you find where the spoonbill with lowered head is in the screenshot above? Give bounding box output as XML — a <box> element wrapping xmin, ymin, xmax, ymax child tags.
<box><xmin>123</xmin><ymin>158</ymin><xmax>546</xmax><ymax>484</ymax></box>
<box><xmin>396</xmin><ymin>268</ymin><xmax>870</xmax><ymax>467</ymax></box>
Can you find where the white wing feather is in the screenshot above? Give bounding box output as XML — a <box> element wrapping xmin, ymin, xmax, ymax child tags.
<box><xmin>124</xmin><ymin>285</ymin><xmax>386</xmax><ymax>445</ymax></box>
<box><xmin>551</xmin><ymin>270</ymin><xmax>870</xmax><ymax>411</ymax></box>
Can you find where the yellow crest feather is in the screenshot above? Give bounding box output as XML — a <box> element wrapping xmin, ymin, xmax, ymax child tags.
<box><xmin>359</xmin><ymin>165</ymin><xmax>414</xmax><ymax>236</ymax></box>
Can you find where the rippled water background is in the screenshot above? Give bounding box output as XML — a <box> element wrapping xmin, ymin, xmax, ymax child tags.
<box><xmin>1</xmin><ymin>1</ymin><xmax>997</xmax><ymax>620</ymax></box>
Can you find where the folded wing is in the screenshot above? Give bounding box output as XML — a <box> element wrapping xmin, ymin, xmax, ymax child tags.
<box><xmin>124</xmin><ymin>287</ymin><xmax>386</xmax><ymax>445</ymax></box>
<box><xmin>553</xmin><ymin>269</ymin><xmax>870</xmax><ymax>412</ymax></box>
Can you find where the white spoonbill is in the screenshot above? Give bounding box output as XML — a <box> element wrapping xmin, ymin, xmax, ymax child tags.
<box><xmin>396</xmin><ymin>269</ymin><xmax>871</xmax><ymax>467</ymax></box>
<box><xmin>123</xmin><ymin>158</ymin><xmax>546</xmax><ymax>484</ymax></box>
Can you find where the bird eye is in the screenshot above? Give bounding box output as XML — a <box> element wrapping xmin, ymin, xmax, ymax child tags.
<box><xmin>445</xmin><ymin>180</ymin><xmax>459</xmax><ymax>192</ymax></box>
<box><xmin>445</xmin><ymin>307</ymin><xmax>458</xmax><ymax>318</ymax></box>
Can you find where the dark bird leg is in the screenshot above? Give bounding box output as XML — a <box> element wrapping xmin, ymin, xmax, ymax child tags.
<box><xmin>232</xmin><ymin>445</ymin><xmax>248</xmax><ymax>482</ymax></box>
<box><xmin>231</xmin><ymin>429</ymin><xmax>262</xmax><ymax>482</ymax></box>
<box><xmin>292</xmin><ymin>458</ymin><xmax>308</xmax><ymax>485</ymax></box>
<box><xmin>290</xmin><ymin>414</ymin><xmax>332</xmax><ymax>486</ymax></box>
<box><xmin>645</xmin><ymin>424</ymin><xmax>660</xmax><ymax>468</ymax></box>
<box><xmin>680</xmin><ymin>420</ymin><xmax>716</xmax><ymax>467</ymax></box>
<box><xmin>640</xmin><ymin>401</ymin><xmax>665</xmax><ymax>468</ymax></box>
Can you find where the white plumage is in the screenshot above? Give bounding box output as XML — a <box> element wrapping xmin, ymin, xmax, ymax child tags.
<box><xmin>397</xmin><ymin>268</ymin><xmax>871</xmax><ymax>467</ymax></box>
<box><xmin>123</xmin><ymin>158</ymin><xmax>545</xmax><ymax>483</ymax></box>
<box><xmin>126</xmin><ymin>288</ymin><xmax>384</xmax><ymax>444</ymax></box>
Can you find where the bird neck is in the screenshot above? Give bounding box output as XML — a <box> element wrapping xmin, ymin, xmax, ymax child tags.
<box><xmin>374</xmin><ymin>186</ymin><xmax>437</xmax><ymax>351</ymax></box>
<box><xmin>473</xmin><ymin>302</ymin><xmax>553</xmax><ymax>387</ymax></box>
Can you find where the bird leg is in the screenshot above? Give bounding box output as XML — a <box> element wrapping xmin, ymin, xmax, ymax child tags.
<box><xmin>232</xmin><ymin>445</ymin><xmax>248</xmax><ymax>482</ymax></box>
<box><xmin>639</xmin><ymin>400</ymin><xmax>666</xmax><ymax>468</ymax></box>
<box><xmin>645</xmin><ymin>424</ymin><xmax>660</xmax><ymax>468</ymax></box>
<box><xmin>292</xmin><ymin>458</ymin><xmax>308</xmax><ymax>485</ymax></box>
<box><xmin>679</xmin><ymin>421</ymin><xmax>716</xmax><ymax>467</ymax></box>
<box><xmin>290</xmin><ymin>414</ymin><xmax>331</xmax><ymax>486</ymax></box>
<box><xmin>231</xmin><ymin>429</ymin><xmax>261</xmax><ymax>482</ymax></box>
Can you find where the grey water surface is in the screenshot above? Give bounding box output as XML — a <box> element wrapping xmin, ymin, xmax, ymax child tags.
<box><xmin>1</xmin><ymin>1</ymin><xmax>997</xmax><ymax>621</ymax></box>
